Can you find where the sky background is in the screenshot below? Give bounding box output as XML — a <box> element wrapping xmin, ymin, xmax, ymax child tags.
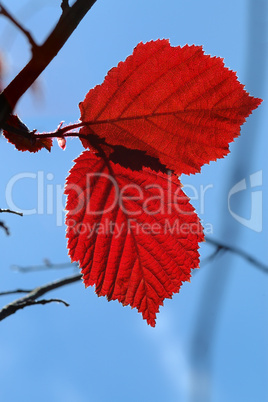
<box><xmin>0</xmin><ymin>1</ymin><xmax>267</xmax><ymax>401</ymax></box>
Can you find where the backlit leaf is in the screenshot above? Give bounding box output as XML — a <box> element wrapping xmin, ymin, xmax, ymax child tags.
<box><xmin>65</xmin><ymin>150</ymin><xmax>204</xmax><ymax>326</ymax></box>
<box><xmin>79</xmin><ymin>40</ymin><xmax>261</xmax><ymax>175</ymax></box>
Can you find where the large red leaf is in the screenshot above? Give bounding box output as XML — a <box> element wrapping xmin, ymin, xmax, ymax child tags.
<box><xmin>79</xmin><ymin>40</ymin><xmax>261</xmax><ymax>175</ymax></box>
<box><xmin>65</xmin><ymin>150</ymin><xmax>204</xmax><ymax>326</ymax></box>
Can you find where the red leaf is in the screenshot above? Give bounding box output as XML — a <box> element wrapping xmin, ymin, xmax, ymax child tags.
<box><xmin>3</xmin><ymin>115</ymin><xmax>52</xmax><ymax>153</ymax></box>
<box><xmin>65</xmin><ymin>150</ymin><xmax>204</xmax><ymax>326</ymax></box>
<box><xmin>79</xmin><ymin>40</ymin><xmax>261</xmax><ymax>175</ymax></box>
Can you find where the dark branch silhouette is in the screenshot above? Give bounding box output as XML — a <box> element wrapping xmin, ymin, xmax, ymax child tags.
<box><xmin>0</xmin><ymin>233</ymin><xmax>264</xmax><ymax>322</ymax></box>
<box><xmin>0</xmin><ymin>0</ymin><xmax>97</xmax><ymax>126</ymax></box>
<box><xmin>205</xmin><ymin>236</ymin><xmax>268</xmax><ymax>274</ymax></box>
<box><xmin>0</xmin><ymin>208</ymin><xmax>23</xmax><ymax>236</ymax></box>
<box><xmin>0</xmin><ymin>289</ymin><xmax>33</xmax><ymax>296</ymax></box>
<box><xmin>61</xmin><ymin>0</ymin><xmax>70</xmax><ymax>14</ymax></box>
<box><xmin>0</xmin><ymin>0</ymin><xmax>97</xmax><ymax>321</ymax></box>
<box><xmin>0</xmin><ymin>273</ymin><xmax>82</xmax><ymax>321</ymax></box>
<box><xmin>0</xmin><ymin>208</ymin><xmax>23</xmax><ymax>217</ymax></box>
<box><xmin>0</xmin><ymin>220</ymin><xmax>9</xmax><ymax>235</ymax></box>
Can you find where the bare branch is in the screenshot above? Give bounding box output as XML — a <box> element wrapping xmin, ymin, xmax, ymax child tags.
<box><xmin>28</xmin><ymin>298</ymin><xmax>70</xmax><ymax>307</ymax></box>
<box><xmin>0</xmin><ymin>4</ymin><xmax>37</xmax><ymax>51</ymax></box>
<box><xmin>205</xmin><ymin>236</ymin><xmax>268</xmax><ymax>274</ymax></box>
<box><xmin>11</xmin><ymin>260</ymin><xmax>78</xmax><ymax>273</ymax></box>
<box><xmin>0</xmin><ymin>208</ymin><xmax>23</xmax><ymax>236</ymax></box>
<box><xmin>0</xmin><ymin>208</ymin><xmax>23</xmax><ymax>217</ymax></box>
<box><xmin>0</xmin><ymin>0</ymin><xmax>98</xmax><ymax>125</ymax></box>
<box><xmin>0</xmin><ymin>298</ymin><xmax>69</xmax><ymax>319</ymax></box>
<box><xmin>0</xmin><ymin>289</ymin><xmax>34</xmax><ymax>296</ymax></box>
<box><xmin>0</xmin><ymin>273</ymin><xmax>82</xmax><ymax>321</ymax></box>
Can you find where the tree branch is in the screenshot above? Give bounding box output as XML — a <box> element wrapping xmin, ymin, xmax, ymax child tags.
<box><xmin>0</xmin><ymin>0</ymin><xmax>97</xmax><ymax>125</ymax></box>
<box><xmin>0</xmin><ymin>208</ymin><xmax>23</xmax><ymax>236</ymax></box>
<box><xmin>0</xmin><ymin>220</ymin><xmax>9</xmax><ymax>235</ymax></box>
<box><xmin>1</xmin><ymin>232</ymin><xmax>265</xmax><ymax>322</ymax></box>
<box><xmin>205</xmin><ymin>236</ymin><xmax>268</xmax><ymax>274</ymax></box>
<box><xmin>27</xmin><ymin>298</ymin><xmax>70</xmax><ymax>307</ymax></box>
<box><xmin>0</xmin><ymin>273</ymin><xmax>82</xmax><ymax>321</ymax></box>
<box><xmin>0</xmin><ymin>289</ymin><xmax>32</xmax><ymax>296</ymax></box>
<box><xmin>0</xmin><ymin>208</ymin><xmax>23</xmax><ymax>217</ymax></box>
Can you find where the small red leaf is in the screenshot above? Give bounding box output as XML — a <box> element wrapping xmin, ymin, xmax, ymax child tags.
<box><xmin>79</xmin><ymin>40</ymin><xmax>261</xmax><ymax>175</ymax></box>
<box><xmin>65</xmin><ymin>150</ymin><xmax>204</xmax><ymax>326</ymax></box>
<box><xmin>3</xmin><ymin>115</ymin><xmax>52</xmax><ymax>153</ymax></box>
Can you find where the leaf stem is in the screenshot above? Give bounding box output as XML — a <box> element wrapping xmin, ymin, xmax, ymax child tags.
<box><xmin>34</xmin><ymin>122</ymin><xmax>85</xmax><ymax>138</ymax></box>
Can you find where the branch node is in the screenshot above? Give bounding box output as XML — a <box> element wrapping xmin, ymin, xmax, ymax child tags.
<box><xmin>61</xmin><ymin>0</ymin><xmax>70</xmax><ymax>14</ymax></box>
<box><xmin>0</xmin><ymin>273</ymin><xmax>81</xmax><ymax>321</ymax></box>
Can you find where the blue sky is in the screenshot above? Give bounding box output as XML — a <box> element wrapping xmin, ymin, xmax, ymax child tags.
<box><xmin>0</xmin><ymin>1</ymin><xmax>267</xmax><ymax>401</ymax></box>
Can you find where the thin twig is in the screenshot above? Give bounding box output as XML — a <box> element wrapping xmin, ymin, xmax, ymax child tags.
<box><xmin>205</xmin><ymin>236</ymin><xmax>268</xmax><ymax>274</ymax></box>
<box><xmin>0</xmin><ymin>4</ymin><xmax>37</xmax><ymax>51</ymax></box>
<box><xmin>0</xmin><ymin>208</ymin><xmax>23</xmax><ymax>217</ymax></box>
<box><xmin>11</xmin><ymin>261</ymin><xmax>78</xmax><ymax>273</ymax></box>
<box><xmin>0</xmin><ymin>221</ymin><xmax>9</xmax><ymax>235</ymax></box>
<box><xmin>0</xmin><ymin>289</ymin><xmax>35</xmax><ymax>296</ymax></box>
<box><xmin>0</xmin><ymin>273</ymin><xmax>82</xmax><ymax>321</ymax></box>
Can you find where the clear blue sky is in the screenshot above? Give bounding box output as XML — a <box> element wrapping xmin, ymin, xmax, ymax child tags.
<box><xmin>0</xmin><ymin>1</ymin><xmax>267</xmax><ymax>401</ymax></box>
